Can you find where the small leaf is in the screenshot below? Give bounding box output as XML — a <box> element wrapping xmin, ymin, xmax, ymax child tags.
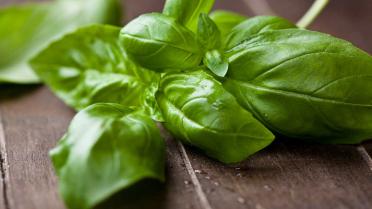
<box><xmin>50</xmin><ymin>103</ymin><xmax>166</xmax><ymax>209</ymax></box>
<box><xmin>163</xmin><ymin>0</ymin><xmax>215</xmax><ymax>32</ymax></box>
<box><xmin>203</xmin><ymin>50</ymin><xmax>229</xmax><ymax>77</ymax></box>
<box><xmin>197</xmin><ymin>13</ymin><xmax>222</xmax><ymax>50</ymax></box>
<box><xmin>0</xmin><ymin>0</ymin><xmax>121</xmax><ymax>84</ymax></box>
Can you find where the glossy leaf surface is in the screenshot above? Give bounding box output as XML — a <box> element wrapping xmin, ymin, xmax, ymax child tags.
<box><xmin>203</xmin><ymin>50</ymin><xmax>229</xmax><ymax>77</ymax></box>
<box><xmin>156</xmin><ymin>70</ymin><xmax>274</xmax><ymax>163</ymax></box>
<box><xmin>225</xmin><ymin>16</ymin><xmax>296</xmax><ymax>49</ymax></box>
<box><xmin>50</xmin><ymin>103</ymin><xmax>165</xmax><ymax>209</ymax></box>
<box><xmin>163</xmin><ymin>0</ymin><xmax>215</xmax><ymax>32</ymax></box>
<box><xmin>224</xmin><ymin>29</ymin><xmax>372</xmax><ymax>143</ymax></box>
<box><xmin>31</xmin><ymin>25</ymin><xmax>158</xmax><ymax>111</ymax></box>
<box><xmin>120</xmin><ymin>13</ymin><xmax>203</xmax><ymax>72</ymax></box>
<box><xmin>0</xmin><ymin>0</ymin><xmax>121</xmax><ymax>84</ymax></box>
<box><xmin>197</xmin><ymin>13</ymin><xmax>221</xmax><ymax>50</ymax></box>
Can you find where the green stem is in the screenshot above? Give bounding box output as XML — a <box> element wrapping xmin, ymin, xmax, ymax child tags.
<box><xmin>297</xmin><ymin>0</ymin><xmax>330</xmax><ymax>28</ymax></box>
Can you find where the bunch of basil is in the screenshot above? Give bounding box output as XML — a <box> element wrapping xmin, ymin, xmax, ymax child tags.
<box><xmin>26</xmin><ymin>0</ymin><xmax>372</xmax><ymax>208</ymax></box>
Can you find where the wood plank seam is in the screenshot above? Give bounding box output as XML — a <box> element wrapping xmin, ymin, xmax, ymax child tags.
<box><xmin>357</xmin><ymin>145</ymin><xmax>372</xmax><ymax>172</ymax></box>
<box><xmin>176</xmin><ymin>141</ymin><xmax>213</xmax><ymax>209</ymax></box>
<box><xmin>0</xmin><ymin>109</ymin><xmax>11</xmax><ymax>209</ymax></box>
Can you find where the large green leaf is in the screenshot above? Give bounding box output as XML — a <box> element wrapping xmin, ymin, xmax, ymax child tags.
<box><xmin>225</xmin><ymin>16</ymin><xmax>296</xmax><ymax>49</ymax></box>
<box><xmin>50</xmin><ymin>103</ymin><xmax>165</xmax><ymax>209</ymax></box>
<box><xmin>224</xmin><ymin>29</ymin><xmax>372</xmax><ymax>143</ymax></box>
<box><xmin>163</xmin><ymin>0</ymin><xmax>215</xmax><ymax>32</ymax></box>
<box><xmin>31</xmin><ymin>25</ymin><xmax>159</xmax><ymax>111</ymax></box>
<box><xmin>209</xmin><ymin>10</ymin><xmax>247</xmax><ymax>38</ymax></box>
<box><xmin>156</xmin><ymin>70</ymin><xmax>274</xmax><ymax>163</ymax></box>
<box><xmin>0</xmin><ymin>0</ymin><xmax>121</xmax><ymax>84</ymax></box>
<box><xmin>120</xmin><ymin>13</ymin><xmax>203</xmax><ymax>72</ymax></box>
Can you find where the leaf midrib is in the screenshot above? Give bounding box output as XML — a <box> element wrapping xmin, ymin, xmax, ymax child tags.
<box><xmin>234</xmin><ymin>80</ymin><xmax>372</xmax><ymax>108</ymax></box>
<box><xmin>122</xmin><ymin>34</ymin><xmax>200</xmax><ymax>54</ymax></box>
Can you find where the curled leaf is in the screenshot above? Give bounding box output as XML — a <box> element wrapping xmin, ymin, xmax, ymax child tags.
<box><xmin>51</xmin><ymin>103</ymin><xmax>166</xmax><ymax>209</ymax></box>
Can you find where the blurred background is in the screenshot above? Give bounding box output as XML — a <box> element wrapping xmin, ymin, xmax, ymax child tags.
<box><xmin>2</xmin><ymin>0</ymin><xmax>372</xmax><ymax>53</ymax></box>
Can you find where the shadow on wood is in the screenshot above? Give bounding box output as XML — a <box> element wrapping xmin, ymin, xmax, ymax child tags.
<box><xmin>95</xmin><ymin>179</ymin><xmax>166</xmax><ymax>209</ymax></box>
<box><xmin>0</xmin><ymin>84</ymin><xmax>41</xmax><ymax>101</ymax></box>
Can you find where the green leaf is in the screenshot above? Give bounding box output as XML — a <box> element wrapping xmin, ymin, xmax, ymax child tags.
<box><xmin>209</xmin><ymin>10</ymin><xmax>247</xmax><ymax>38</ymax></box>
<box><xmin>197</xmin><ymin>13</ymin><xmax>221</xmax><ymax>50</ymax></box>
<box><xmin>0</xmin><ymin>0</ymin><xmax>121</xmax><ymax>84</ymax></box>
<box><xmin>203</xmin><ymin>50</ymin><xmax>229</xmax><ymax>77</ymax></box>
<box><xmin>225</xmin><ymin>16</ymin><xmax>296</xmax><ymax>49</ymax></box>
<box><xmin>224</xmin><ymin>29</ymin><xmax>372</xmax><ymax>143</ymax></box>
<box><xmin>31</xmin><ymin>25</ymin><xmax>159</xmax><ymax>111</ymax></box>
<box><xmin>142</xmin><ymin>82</ymin><xmax>165</xmax><ymax>122</ymax></box>
<box><xmin>120</xmin><ymin>13</ymin><xmax>203</xmax><ymax>72</ymax></box>
<box><xmin>163</xmin><ymin>0</ymin><xmax>215</xmax><ymax>32</ymax></box>
<box><xmin>50</xmin><ymin>103</ymin><xmax>165</xmax><ymax>209</ymax></box>
<box><xmin>156</xmin><ymin>70</ymin><xmax>274</xmax><ymax>163</ymax></box>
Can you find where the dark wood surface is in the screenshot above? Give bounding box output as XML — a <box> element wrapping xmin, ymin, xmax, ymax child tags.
<box><xmin>1</xmin><ymin>0</ymin><xmax>372</xmax><ymax>209</ymax></box>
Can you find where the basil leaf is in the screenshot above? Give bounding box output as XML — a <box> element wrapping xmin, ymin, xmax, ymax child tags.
<box><xmin>225</xmin><ymin>16</ymin><xmax>296</xmax><ymax>49</ymax></box>
<box><xmin>120</xmin><ymin>13</ymin><xmax>203</xmax><ymax>72</ymax></box>
<box><xmin>209</xmin><ymin>10</ymin><xmax>247</xmax><ymax>38</ymax></box>
<box><xmin>50</xmin><ymin>103</ymin><xmax>165</xmax><ymax>209</ymax></box>
<box><xmin>197</xmin><ymin>13</ymin><xmax>222</xmax><ymax>50</ymax></box>
<box><xmin>224</xmin><ymin>29</ymin><xmax>372</xmax><ymax>143</ymax></box>
<box><xmin>203</xmin><ymin>50</ymin><xmax>229</xmax><ymax>77</ymax></box>
<box><xmin>197</xmin><ymin>14</ymin><xmax>229</xmax><ymax>77</ymax></box>
<box><xmin>0</xmin><ymin>0</ymin><xmax>121</xmax><ymax>84</ymax></box>
<box><xmin>156</xmin><ymin>70</ymin><xmax>274</xmax><ymax>163</ymax></box>
<box><xmin>163</xmin><ymin>0</ymin><xmax>215</xmax><ymax>32</ymax></box>
<box><xmin>31</xmin><ymin>25</ymin><xmax>159</xmax><ymax>111</ymax></box>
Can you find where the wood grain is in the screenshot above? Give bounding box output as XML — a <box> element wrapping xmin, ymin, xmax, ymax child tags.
<box><xmin>0</xmin><ymin>110</ymin><xmax>8</xmax><ymax>209</ymax></box>
<box><xmin>0</xmin><ymin>86</ymin><xmax>72</xmax><ymax>209</ymax></box>
<box><xmin>186</xmin><ymin>140</ymin><xmax>372</xmax><ymax>209</ymax></box>
<box><xmin>1</xmin><ymin>0</ymin><xmax>372</xmax><ymax>209</ymax></box>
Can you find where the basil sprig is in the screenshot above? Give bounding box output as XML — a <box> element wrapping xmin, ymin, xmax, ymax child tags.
<box><xmin>29</xmin><ymin>0</ymin><xmax>372</xmax><ymax>208</ymax></box>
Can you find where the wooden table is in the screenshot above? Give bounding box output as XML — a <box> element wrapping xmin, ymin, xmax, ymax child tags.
<box><xmin>1</xmin><ymin>0</ymin><xmax>372</xmax><ymax>209</ymax></box>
